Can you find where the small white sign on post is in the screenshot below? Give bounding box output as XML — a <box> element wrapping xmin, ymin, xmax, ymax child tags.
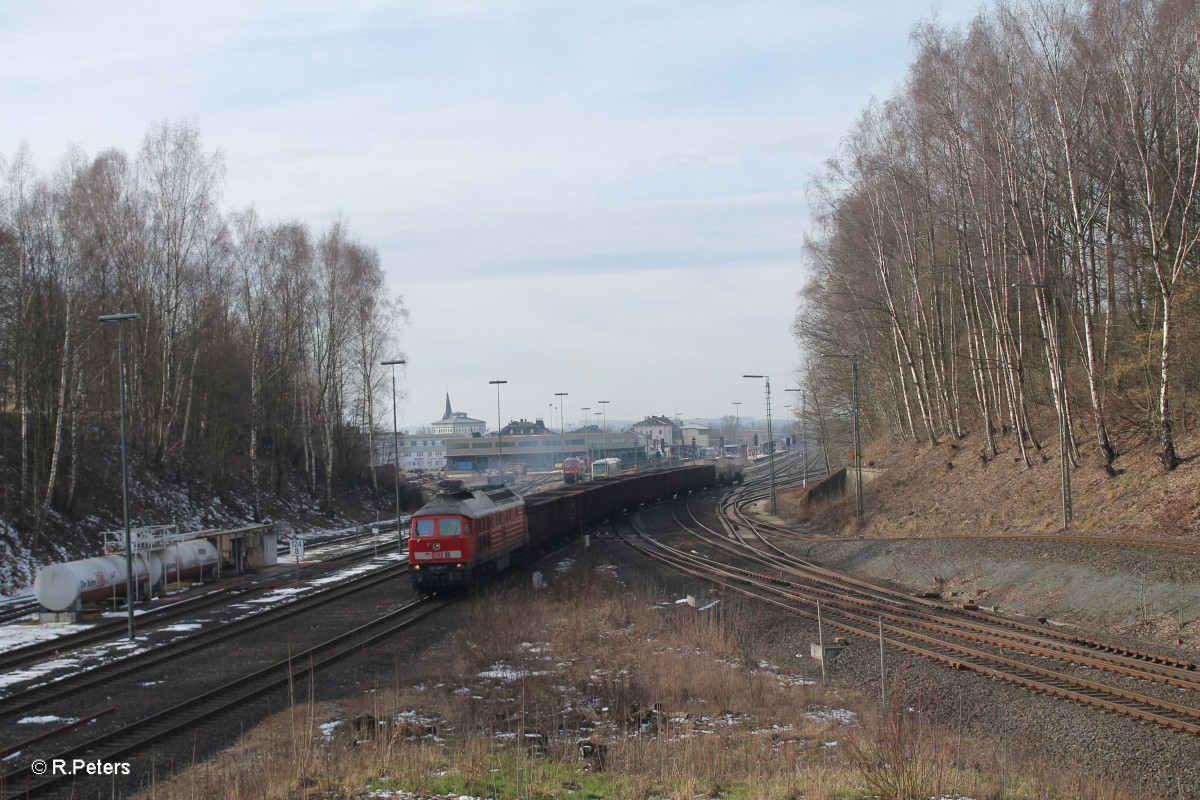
<box><xmin>289</xmin><ymin>538</ymin><xmax>305</xmax><ymax>562</ymax></box>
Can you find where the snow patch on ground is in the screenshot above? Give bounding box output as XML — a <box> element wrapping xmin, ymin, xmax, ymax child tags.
<box><xmin>478</xmin><ymin>661</ymin><xmax>552</xmax><ymax>682</ymax></box>
<box><xmin>0</xmin><ymin>543</ymin><xmax>408</xmax><ymax>695</ymax></box>
<box><xmin>0</xmin><ymin>657</ymin><xmax>83</xmax><ymax>690</ymax></box>
<box><xmin>804</xmin><ymin>708</ymin><xmax>856</xmax><ymax>725</ymax></box>
<box><xmin>0</xmin><ymin>621</ymin><xmax>90</xmax><ymax>653</ymax></box>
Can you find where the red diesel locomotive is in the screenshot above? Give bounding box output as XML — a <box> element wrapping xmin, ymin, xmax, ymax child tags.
<box><xmin>407</xmin><ymin>485</ymin><xmax>526</xmax><ymax>589</ymax></box>
<box><xmin>408</xmin><ymin>464</ymin><xmax>715</xmax><ymax>592</ymax></box>
<box><xmin>561</xmin><ymin>457</ymin><xmax>587</xmax><ymax>485</ymax></box>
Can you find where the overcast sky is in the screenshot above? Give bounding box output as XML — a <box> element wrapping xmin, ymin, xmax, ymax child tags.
<box><xmin>2</xmin><ymin>0</ymin><xmax>983</xmax><ymax>433</ymax></box>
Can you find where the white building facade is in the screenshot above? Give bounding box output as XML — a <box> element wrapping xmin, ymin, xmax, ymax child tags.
<box><xmin>431</xmin><ymin>394</ymin><xmax>486</xmax><ymax>436</ymax></box>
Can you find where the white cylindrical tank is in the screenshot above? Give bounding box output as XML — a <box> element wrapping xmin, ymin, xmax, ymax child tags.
<box><xmin>153</xmin><ymin>539</ymin><xmax>218</xmax><ymax>585</ymax></box>
<box><xmin>33</xmin><ymin>553</ymin><xmax>158</xmax><ymax>612</ymax></box>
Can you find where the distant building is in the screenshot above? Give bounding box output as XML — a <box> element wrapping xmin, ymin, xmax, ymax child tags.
<box><xmin>375</xmin><ymin>431</ymin><xmax>447</xmax><ymax>473</ymax></box>
<box><xmin>374</xmin><ymin>395</ymin><xmax>484</xmax><ymax>472</ymax></box>
<box><xmin>631</xmin><ymin>415</ymin><xmax>682</xmax><ymax>454</ymax></box>
<box><xmin>431</xmin><ymin>394</ymin><xmax>486</xmax><ymax>437</ymax></box>
<box><xmin>680</xmin><ymin>424</ymin><xmax>711</xmax><ymax>449</ymax></box>
<box><xmin>500</xmin><ymin>418</ymin><xmax>548</xmax><ymax>436</ymax></box>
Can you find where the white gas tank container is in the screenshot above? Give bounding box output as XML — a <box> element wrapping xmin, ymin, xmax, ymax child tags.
<box><xmin>33</xmin><ymin>553</ymin><xmax>158</xmax><ymax>612</ymax></box>
<box><xmin>153</xmin><ymin>539</ymin><xmax>218</xmax><ymax>584</ymax></box>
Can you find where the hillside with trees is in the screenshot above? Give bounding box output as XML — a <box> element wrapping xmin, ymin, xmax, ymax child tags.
<box><xmin>0</xmin><ymin>122</ymin><xmax>407</xmax><ymax>591</ymax></box>
<box><xmin>794</xmin><ymin>0</ymin><xmax>1200</xmax><ymax>506</ymax></box>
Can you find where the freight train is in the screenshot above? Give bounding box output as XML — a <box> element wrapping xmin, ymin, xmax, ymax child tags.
<box><xmin>408</xmin><ymin>464</ymin><xmax>714</xmax><ymax>591</ymax></box>
<box><xmin>713</xmin><ymin>454</ymin><xmax>746</xmax><ymax>485</ymax></box>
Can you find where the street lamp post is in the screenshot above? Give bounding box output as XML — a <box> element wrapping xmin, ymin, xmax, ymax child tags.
<box><xmin>732</xmin><ymin>401</ymin><xmax>742</xmax><ymax>456</ymax></box>
<box><xmin>554</xmin><ymin>392</ymin><xmax>569</xmax><ymax>469</ymax></box>
<box><xmin>597</xmin><ymin>400</ymin><xmax>609</xmax><ymax>462</ymax></box>
<box><xmin>594</xmin><ymin>412</ymin><xmax>603</xmax><ymax>465</ymax></box>
<box><xmin>1013</xmin><ymin>282</ymin><xmax>1072</xmax><ymax>529</ymax></box>
<box><xmin>381</xmin><ymin>359</ymin><xmax>407</xmax><ymax>543</ymax></box>
<box><xmin>743</xmin><ymin>375</ymin><xmax>777</xmax><ymax>515</ymax></box>
<box><xmin>581</xmin><ymin>407</ymin><xmax>591</xmax><ymax>473</ymax></box>
<box><xmin>489</xmin><ymin>380</ymin><xmax>507</xmax><ymax>481</ymax></box>
<box><xmin>100</xmin><ymin>312</ymin><xmax>141</xmax><ymax>641</ymax></box>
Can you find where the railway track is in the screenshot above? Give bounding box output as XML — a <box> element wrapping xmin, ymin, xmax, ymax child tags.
<box><xmin>617</xmin><ymin>508</ymin><xmax>1200</xmax><ymax>737</ymax></box>
<box><xmin>612</xmin><ymin>479</ymin><xmax>1200</xmax><ymax>739</ymax></box>
<box><xmin>0</xmin><ymin>600</ymin><xmax>39</xmax><ymax>626</ymax></box>
<box><xmin>0</xmin><ymin>537</ymin><xmax>401</xmax><ymax>675</ymax></box>
<box><xmin>0</xmin><ymin>560</ymin><xmax>411</xmax><ymax>724</ymax></box>
<box><xmin>0</xmin><ymin>595</ymin><xmax>448</xmax><ymax>798</ymax></box>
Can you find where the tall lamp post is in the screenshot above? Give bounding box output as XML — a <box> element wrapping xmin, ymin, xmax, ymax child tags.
<box><xmin>100</xmin><ymin>312</ymin><xmax>141</xmax><ymax>641</ymax></box>
<box><xmin>581</xmin><ymin>407</ymin><xmax>591</xmax><ymax>472</ymax></box>
<box><xmin>489</xmin><ymin>380</ymin><xmax>507</xmax><ymax>481</ymax></box>
<box><xmin>597</xmin><ymin>400</ymin><xmax>610</xmax><ymax>462</ymax></box>
<box><xmin>785</xmin><ymin>388</ymin><xmax>809</xmax><ymax>487</ymax></box>
<box><xmin>555</xmin><ymin>392</ymin><xmax>569</xmax><ymax>468</ymax></box>
<box><xmin>732</xmin><ymin>401</ymin><xmax>742</xmax><ymax>455</ymax></box>
<box><xmin>1013</xmin><ymin>282</ymin><xmax>1072</xmax><ymax>529</ymax></box>
<box><xmin>381</xmin><ymin>358</ymin><xmax>407</xmax><ymax>543</ymax></box>
<box><xmin>743</xmin><ymin>375</ymin><xmax>777</xmax><ymax>515</ymax></box>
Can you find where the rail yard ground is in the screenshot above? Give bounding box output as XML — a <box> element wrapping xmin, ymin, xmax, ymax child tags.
<box><xmin>132</xmin><ymin>540</ymin><xmax>1143</xmax><ymax>800</ymax></box>
<box><xmin>102</xmin><ymin>429</ymin><xmax>1199</xmax><ymax>799</ymax></box>
<box><xmin>127</xmin><ymin>430</ymin><xmax>1200</xmax><ymax>800</ymax></box>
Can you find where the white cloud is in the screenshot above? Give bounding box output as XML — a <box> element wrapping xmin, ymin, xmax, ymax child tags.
<box><xmin>1</xmin><ymin>0</ymin><xmax>984</xmax><ymax>425</ymax></box>
<box><xmin>399</xmin><ymin>263</ymin><xmax>801</xmax><ymax>429</ymax></box>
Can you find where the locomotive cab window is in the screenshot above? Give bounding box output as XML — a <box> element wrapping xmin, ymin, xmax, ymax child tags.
<box><xmin>415</xmin><ymin>519</ymin><xmax>434</xmax><ymax>537</ymax></box>
<box><xmin>438</xmin><ymin>518</ymin><xmax>462</xmax><ymax>536</ymax></box>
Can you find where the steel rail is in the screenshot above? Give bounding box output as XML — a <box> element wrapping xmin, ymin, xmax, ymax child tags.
<box><xmin>715</xmin><ymin>478</ymin><xmax>1200</xmax><ymax>674</ymax></box>
<box><xmin>0</xmin><ymin>539</ymin><xmax>401</xmax><ymax>674</ymax></box>
<box><xmin>0</xmin><ymin>561</ymin><xmax>410</xmax><ymax>723</ymax></box>
<box><xmin>615</xmin><ymin>516</ymin><xmax>1200</xmax><ymax>736</ymax></box>
<box><xmin>0</xmin><ymin>597</ymin><xmax>448</xmax><ymax>798</ymax></box>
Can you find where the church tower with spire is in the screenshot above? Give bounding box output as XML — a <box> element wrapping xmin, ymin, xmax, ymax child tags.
<box><xmin>431</xmin><ymin>394</ymin><xmax>485</xmax><ymax>436</ymax></box>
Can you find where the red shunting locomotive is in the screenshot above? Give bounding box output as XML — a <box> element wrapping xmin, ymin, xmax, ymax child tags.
<box><xmin>561</xmin><ymin>457</ymin><xmax>587</xmax><ymax>485</ymax></box>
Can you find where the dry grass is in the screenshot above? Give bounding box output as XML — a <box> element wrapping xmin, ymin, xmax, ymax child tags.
<box><xmin>802</xmin><ymin>424</ymin><xmax>1200</xmax><ymax>539</ymax></box>
<box><xmin>137</xmin><ymin>565</ymin><xmax>1133</xmax><ymax>800</ymax></box>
